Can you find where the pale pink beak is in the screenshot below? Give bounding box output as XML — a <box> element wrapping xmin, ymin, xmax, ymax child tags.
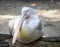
<box><xmin>12</xmin><ymin>15</ymin><xmax>26</xmax><ymax>45</ymax></box>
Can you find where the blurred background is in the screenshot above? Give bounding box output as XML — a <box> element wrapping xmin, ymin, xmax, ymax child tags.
<box><xmin>0</xmin><ymin>0</ymin><xmax>60</xmax><ymax>47</ymax></box>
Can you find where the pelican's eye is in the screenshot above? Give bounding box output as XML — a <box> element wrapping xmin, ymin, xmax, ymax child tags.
<box><xmin>26</xmin><ymin>16</ymin><xmax>30</xmax><ymax>19</ymax></box>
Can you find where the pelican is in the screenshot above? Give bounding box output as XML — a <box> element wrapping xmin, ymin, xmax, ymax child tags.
<box><xmin>8</xmin><ymin>7</ymin><xmax>43</xmax><ymax>45</ymax></box>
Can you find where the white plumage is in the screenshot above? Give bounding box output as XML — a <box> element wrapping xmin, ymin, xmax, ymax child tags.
<box><xmin>8</xmin><ymin>7</ymin><xmax>43</xmax><ymax>44</ymax></box>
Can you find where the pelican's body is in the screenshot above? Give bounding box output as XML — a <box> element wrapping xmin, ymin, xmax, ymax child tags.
<box><xmin>8</xmin><ymin>7</ymin><xmax>43</xmax><ymax>44</ymax></box>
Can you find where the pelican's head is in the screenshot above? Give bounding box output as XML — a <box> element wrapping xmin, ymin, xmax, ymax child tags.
<box><xmin>12</xmin><ymin>7</ymin><xmax>36</xmax><ymax>44</ymax></box>
<box><xmin>21</xmin><ymin>7</ymin><xmax>36</xmax><ymax>19</ymax></box>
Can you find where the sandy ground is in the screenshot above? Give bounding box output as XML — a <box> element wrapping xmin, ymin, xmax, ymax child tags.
<box><xmin>0</xmin><ymin>0</ymin><xmax>60</xmax><ymax>47</ymax></box>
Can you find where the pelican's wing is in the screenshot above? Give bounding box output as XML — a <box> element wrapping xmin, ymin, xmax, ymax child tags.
<box><xmin>8</xmin><ymin>16</ymin><xmax>21</xmax><ymax>30</ymax></box>
<box><xmin>28</xmin><ymin>15</ymin><xmax>41</xmax><ymax>30</ymax></box>
<box><xmin>8</xmin><ymin>19</ymin><xmax>15</xmax><ymax>30</ymax></box>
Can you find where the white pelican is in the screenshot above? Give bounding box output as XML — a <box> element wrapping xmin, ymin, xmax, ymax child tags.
<box><xmin>8</xmin><ymin>7</ymin><xmax>43</xmax><ymax>45</ymax></box>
